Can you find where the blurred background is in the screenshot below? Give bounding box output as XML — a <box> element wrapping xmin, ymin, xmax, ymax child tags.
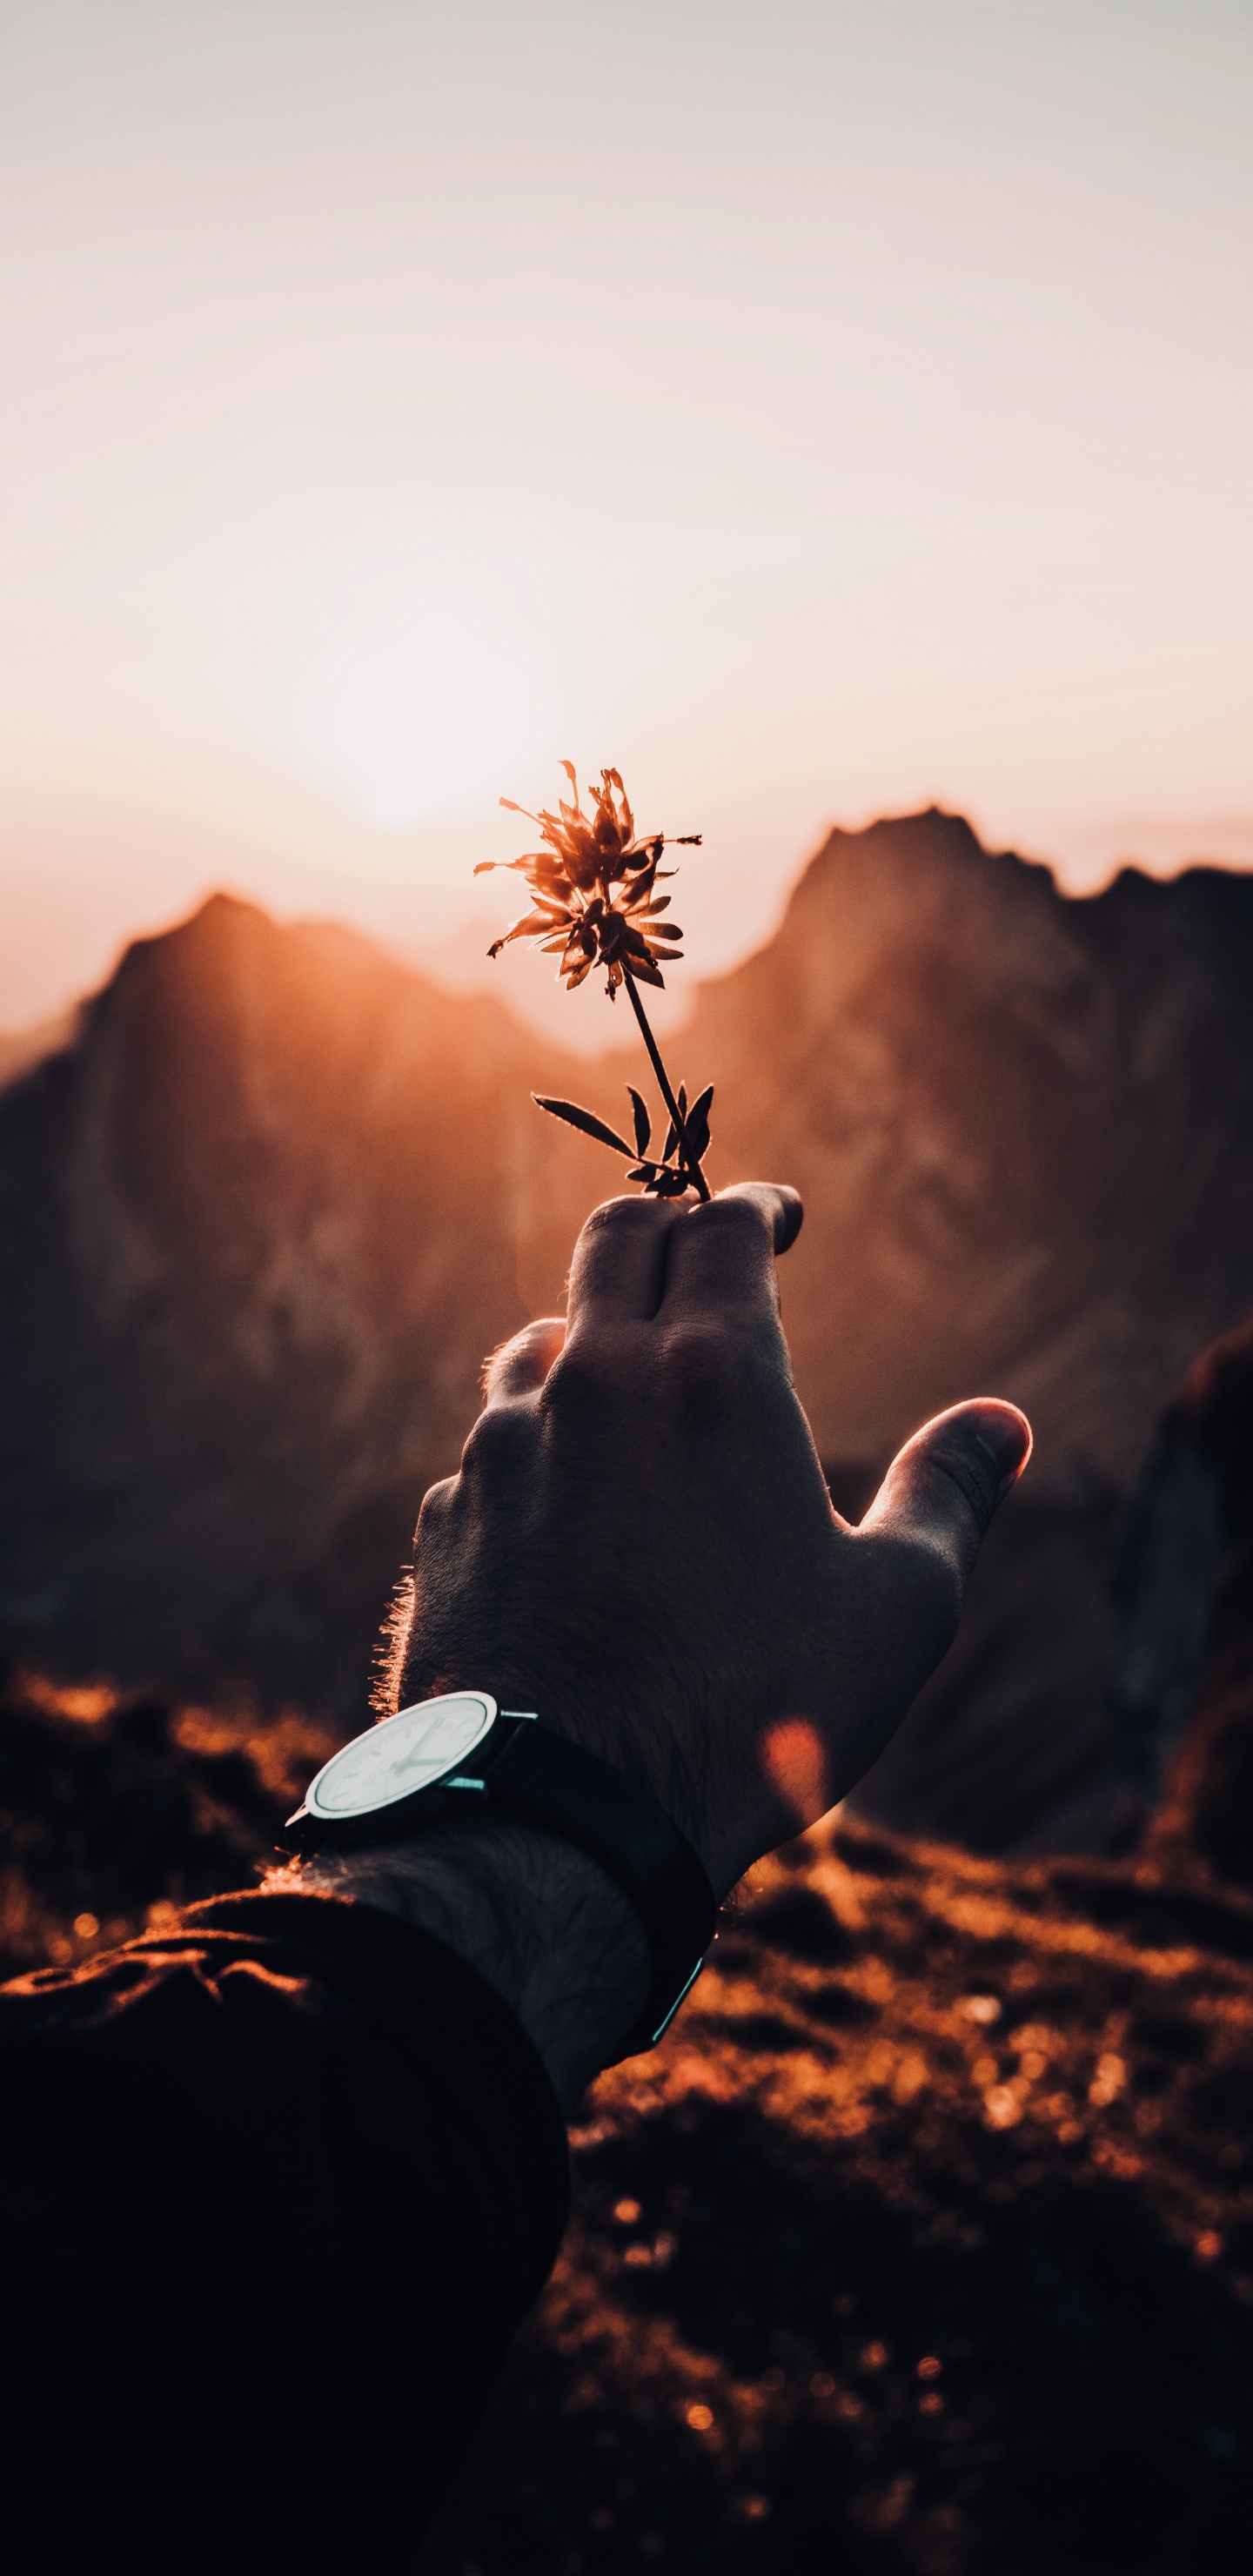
<box><xmin>2</xmin><ymin>0</ymin><xmax>1250</xmax><ymax>1040</ymax></box>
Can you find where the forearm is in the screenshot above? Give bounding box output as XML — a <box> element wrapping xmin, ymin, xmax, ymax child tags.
<box><xmin>0</xmin><ymin>1883</ymin><xmax>575</xmax><ymax>2569</ymax></box>
<box><xmin>285</xmin><ymin>1818</ymin><xmax>650</xmax><ymax>2110</ymax></box>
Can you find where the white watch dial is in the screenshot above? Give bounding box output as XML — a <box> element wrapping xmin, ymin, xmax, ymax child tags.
<box><xmin>304</xmin><ymin>1692</ymin><xmax>498</xmax><ymax>1819</ymax></box>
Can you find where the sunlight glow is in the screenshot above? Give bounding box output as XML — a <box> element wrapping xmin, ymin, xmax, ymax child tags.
<box><xmin>1</xmin><ymin>0</ymin><xmax>1250</xmax><ymax>1029</ymax></box>
<box><xmin>283</xmin><ymin>571</ymin><xmax>559</xmax><ymax>828</ymax></box>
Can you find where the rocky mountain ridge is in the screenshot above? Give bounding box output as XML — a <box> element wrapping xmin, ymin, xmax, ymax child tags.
<box><xmin>673</xmin><ymin>810</ymin><xmax>1253</xmax><ymax>1483</ymax></box>
<box><xmin>3</xmin><ymin>813</ymin><xmax>1251</xmax><ymax>1829</ymax></box>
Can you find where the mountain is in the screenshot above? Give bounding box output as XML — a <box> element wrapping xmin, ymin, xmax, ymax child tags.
<box><xmin>669</xmin><ymin>808</ymin><xmax>1253</xmax><ymax>1854</ymax></box>
<box><xmin>0</xmin><ymin>898</ymin><xmax>559</xmax><ymax>1710</ymax></box>
<box><xmin>673</xmin><ymin>808</ymin><xmax>1253</xmax><ymax>1485</ymax></box>
<box><xmin>3</xmin><ymin>814</ymin><xmax>1252</xmax><ymax>1816</ymax></box>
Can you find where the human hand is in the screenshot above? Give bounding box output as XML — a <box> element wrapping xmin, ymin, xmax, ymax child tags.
<box><xmin>394</xmin><ymin>1186</ymin><xmax>1030</xmax><ymax>1899</ymax></box>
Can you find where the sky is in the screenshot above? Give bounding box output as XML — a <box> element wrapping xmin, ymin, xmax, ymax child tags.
<box><xmin>2</xmin><ymin>0</ymin><xmax>1250</xmax><ymax>1043</ymax></box>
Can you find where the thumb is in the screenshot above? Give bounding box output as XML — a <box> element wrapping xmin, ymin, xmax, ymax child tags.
<box><xmin>861</xmin><ymin>1399</ymin><xmax>1033</xmax><ymax>1598</ymax></box>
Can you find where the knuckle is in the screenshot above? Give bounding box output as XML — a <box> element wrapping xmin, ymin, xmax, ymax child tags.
<box><xmin>417</xmin><ymin>1471</ymin><xmax>456</xmax><ymax>1519</ymax></box>
<box><xmin>658</xmin><ymin>1318</ymin><xmax>734</xmax><ymax>1390</ymax></box>
<box><xmin>413</xmin><ymin>1473</ymin><xmax>457</xmax><ymax>1544</ymax></box>
<box><xmin>459</xmin><ymin>1402</ymin><xmax>526</xmax><ymax>1481</ymax></box>
<box><xmin>927</xmin><ymin>1438</ymin><xmax>999</xmax><ymax>1545</ymax></box>
<box><xmin>581</xmin><ymin>1194</ymin><xmax>665</xmax><ymax>1243</ymax></box>
<box><xmin>693</xmin><ymin>1194</ymin><xmax>764</xmax><ymax>1244</ymax></box>
<box><xmin>480</xmin><ymin>1332</ymin><xmax>524</xmax><ymax>1398</ymax></box>
<box><xmin>481</xmin><ymin>1316</ymin><xmax>562</xmax><ymax>1399</ymax></box>
<box><xmin>543</xmin><ymin>1331</ymin><xmax>623</xmax><ymax>1410</ymax></box>
<box><xmin>686</xmin><ymin>1197</ymin><xmax>779</xmax><ymax>1298</ymax></box>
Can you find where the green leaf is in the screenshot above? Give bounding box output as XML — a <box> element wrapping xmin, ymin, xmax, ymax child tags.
<box><xmin>626</xmin><ymin>1086</ymin><xmax>652</xmax><ymax>1156</ymax></box>
<box><xmin>533</xmin><ymin>1097</ymin><xmax>633</xmax><ymax>1156</ymax></box>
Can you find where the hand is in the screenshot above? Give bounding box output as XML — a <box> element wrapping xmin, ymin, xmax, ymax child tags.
<box><xmin>393</xmin><ymin>1184</ymin><xmax>1031</xmax><ymax>1899</ymax></box>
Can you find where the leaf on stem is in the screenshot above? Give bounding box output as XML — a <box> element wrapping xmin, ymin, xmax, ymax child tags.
<box><xmin>660</xmin><ymin>1085</ymin><xmax>687</xmax><ymax>1164</ymax></box>
<box><xmin>684</xmin><ymin>1084</ymin><xmax>714</xmax><ymax>1162</ymax></box>
<box><xmin>626</xmin><ymin>1087</ymin><xmax>652</xmax><ymax>1156</ymax></box>
<box><xmin>533</xmin><ymin>1097</ymin><xmax>634</xmax><ymax>1156</ymax></box>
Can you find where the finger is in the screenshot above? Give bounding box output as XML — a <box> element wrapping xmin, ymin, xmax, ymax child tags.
<box><xmin>565</xmin><ymin>1194</ymin><xmax>686</xmax><ymax>1327</ymax></box>
<box><xmin>861</xmin><ymin>1399</ymin><xmax>1033</xmax><ymax>1583</ymax></box>
<box><xmin>739</xmin><ymin>1182</ymin><xmax>804</xmax><ymax>1257</ymax></box>
<box><xmin>659</xmin><ymin>1182</ymin><xmax>804</xmax><ymax>1320</ymax></box>
<box><xmin>481</xmin><ymin>1317</ymin><xmax>566</xmax><ymax>1405</ymax></box>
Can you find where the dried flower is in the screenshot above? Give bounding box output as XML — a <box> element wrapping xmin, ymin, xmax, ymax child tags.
<box><xmin>479</xmin><ymin>761</ymin><xmax>714</xmax><ymax>1199</ymax></box>
<box><xmin>475</xmin><ymin>760</ymin><xmax>700</xmax><ymax>996</ymax></box>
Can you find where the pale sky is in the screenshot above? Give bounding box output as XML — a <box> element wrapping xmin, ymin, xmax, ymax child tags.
<box><xmin>2</xmin><ymin>0</ymin><xmax>1250</xmax><ymax>1042</ymax></box>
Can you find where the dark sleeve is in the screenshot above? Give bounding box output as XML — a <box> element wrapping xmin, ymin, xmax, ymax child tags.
<box><xmin>0</xmin><ymin>1889</ymin><xmax>569</xmax><ymax>2576</ymax></box>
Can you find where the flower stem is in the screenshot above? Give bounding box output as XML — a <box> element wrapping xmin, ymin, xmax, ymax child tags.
<box><xmin>621</xmin><ymin>967</ymin><xmax>711</xmax><ymax>1202</ymax></box>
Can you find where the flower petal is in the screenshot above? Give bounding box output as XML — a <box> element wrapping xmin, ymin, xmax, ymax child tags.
<box><xmin>492</xmin><ymin>908</ymin><xmax>565</xmax><ymax>948</ymax></box>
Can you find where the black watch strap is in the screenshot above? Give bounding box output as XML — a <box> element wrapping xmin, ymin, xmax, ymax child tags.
<box><xmin>285</xmin><ymin>1704</ymin><xmax>718</xmax><ymax>2062</ymax></box>
<box><xmin>482</xmin><ymin>1721</ymin><xmax>717</xmax><ymax>2060</ymax></box>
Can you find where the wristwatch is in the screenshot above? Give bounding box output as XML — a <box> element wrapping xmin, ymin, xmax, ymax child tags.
<box><xmin>285</xmin><ymin>1692</ymin><xmax>718</xmax><ymax>2061</ymax></box>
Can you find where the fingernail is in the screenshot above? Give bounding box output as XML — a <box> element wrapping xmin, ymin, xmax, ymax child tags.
<box><xmin>773</xmin><ymin>1188</ymin><xmax>804</xmax><ymax>1255</ymax></box>
<box><xmin>972</xmin><ymin>1407</ymin><xmax>1033</xmax><ymax>1495</ymax></box>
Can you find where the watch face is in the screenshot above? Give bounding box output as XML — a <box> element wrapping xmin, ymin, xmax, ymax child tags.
<box><xmin>305</xmin><ymin>1692</ymin><xmax>498</xmax><ymax>1820</ymax></box>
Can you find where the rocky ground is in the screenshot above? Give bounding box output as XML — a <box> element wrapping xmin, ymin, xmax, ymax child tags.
<box><xmin>423</xmin><ymin>1822</ymin><xmax>1253</xmax><ymax>2576</ymax></box>
<box><xmin>3</xmin><ymin>1638</ymin><xmax>1250</xmax><ymax>2576</ymax></box>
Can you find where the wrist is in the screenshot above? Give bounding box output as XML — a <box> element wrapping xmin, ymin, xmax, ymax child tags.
<box><xmin>275</xmin><ymin>1815</ymin><xmax>649</xmax><ymax>2112</ymax></box>
<box><xmin>284</xmin><ymin>1694</ymin><xmax>717</xmax><ymax>2076</ymax></box>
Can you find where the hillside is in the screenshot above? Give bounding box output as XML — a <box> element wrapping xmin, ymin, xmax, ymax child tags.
<box><xmin>3</xmin><ymin>1639</ymin><xmax>1250</xmax><ymax>2575</ymax></box>
<box><xmin>673</xmin><ymin>811</ymin><xmax>1253</xmax><ymax>1482</ymax></box>
<box><xmin>4</xmin><ymin>1119</ymin><xmax>1253</xmax><ymax>2570</ymax></box>
<box><xmin>3</xmin><ymin>815</ymin><xmax>1252</xmax><ymax>1842</ymax></box>
<box><xmin>0</xmin><ymin>898</ymin><xmax>554</xmax><ymax>1710</ymax></box>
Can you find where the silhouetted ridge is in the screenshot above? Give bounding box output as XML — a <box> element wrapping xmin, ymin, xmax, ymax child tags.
<box><xmin>3</xmin><ymin>818</ymin><xmax>1252</xmax><ymax>1783</ymax></box>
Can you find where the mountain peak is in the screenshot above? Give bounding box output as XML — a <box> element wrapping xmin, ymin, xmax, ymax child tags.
<box><xmin>4</xmin><ymin>813</ymin><xmax>1253</xmax><ymax>1758</ymax></box>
